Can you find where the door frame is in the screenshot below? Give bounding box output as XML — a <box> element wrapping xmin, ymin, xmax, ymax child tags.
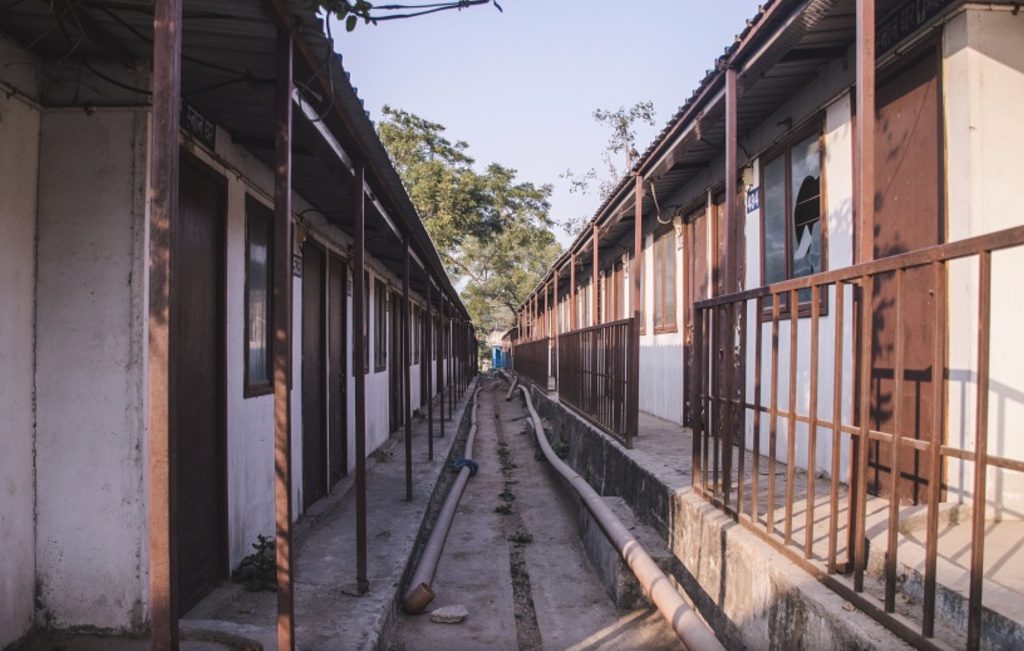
<box><xmin>176</xmin><ymin>149</ymin><xmax>230</xmax><ymax>610</ymax></box>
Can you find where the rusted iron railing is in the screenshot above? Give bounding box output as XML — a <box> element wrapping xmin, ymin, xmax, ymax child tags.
<box><xmin>512</xmin><ymin>336</ymin><xmax>550</xmax><ymax>391</ymax></box>
<box><xmin>558</xmin><ymin>318</ymin><xmax>638</xmax><ymax>448</ymax></box>
<box><xmin>691</xmin><ymin>224</ymin><xmax>1024</xmax><ymax>650</ymax></box>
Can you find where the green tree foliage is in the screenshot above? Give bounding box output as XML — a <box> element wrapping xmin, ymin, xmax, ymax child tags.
<box><xmin>377</xmin><ymin>106</ymin><xmax>560</xmax><ymax>342</ymax></box>
<box><xmin>559</xmin><ymin>101</ymin><xmax>657</xmax><ymax>235</ymax></box>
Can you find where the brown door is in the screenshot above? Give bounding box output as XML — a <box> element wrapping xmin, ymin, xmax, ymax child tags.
<box><xmin>174</xmin><ymin>156</ymin><xmax>227</xmax><ymax>612</ymax></box>
<box><xmin>389</xmin><ymin>292</ymin><xmax>404</xmax><ymax>433</ymax></box>
<box><xmin>684</xmin><ymin>208</ymin><xmax>710</xmax><ymax>426</ymax></box>
<box><xmin>328</xmin><ymin>254</ymin><xmax>347</xmax><ymax>484</ymax></box>
<box><xmin>867</xmin><ymin>47</ymin><xmax>944</xmax><ymax>504</ymax></box>
<box><xmin>302</xmin><ymin>241</ymin><xmax>327</xmax><ymax>508</ymax></box>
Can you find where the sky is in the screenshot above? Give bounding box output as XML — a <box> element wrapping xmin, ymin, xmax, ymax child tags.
<box><xmin>330</xmin><ymin>1</ymin><xmax>762</xmax><ymax>247</ymax></box>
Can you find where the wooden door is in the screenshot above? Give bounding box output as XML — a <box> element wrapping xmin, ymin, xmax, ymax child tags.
<box><xmin>328</xmin><ymin>254</ymin><xmax>347</xmax><ymax>485</ymax></box>
<box><xmin>867</xmin><ymin>47</ymin><xmax>944</xmax><ymax>504</ymax></box>
<box><xmin>174</xmin><ymin>156</ymin><xmax>227</xmax><ymax>612</ymax></box>
<box><xmin>302</xmin><ymin>241</ymin><xmax>327</xmax><ymax>508</ymax></box>
<box><xmin>389</xmin><ymin>292</ymin><xmax>404</xmax><ymax>432</ymax></box>
<box><xmin>684</xmin><ymin>208</ymin><xmax>710</xmax><ymax>426</ymax></box>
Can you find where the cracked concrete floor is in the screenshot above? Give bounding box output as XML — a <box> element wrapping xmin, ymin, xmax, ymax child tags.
<box><xmin>389</xmin><ymin>377</ymin><xmax>680</xmax><ymax>651</ymax></box>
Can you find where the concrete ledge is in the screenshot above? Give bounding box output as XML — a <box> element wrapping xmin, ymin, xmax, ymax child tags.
<box><xmin>578</xmin><ymin>496</ymin><xmax>677</xmax><ymax>610</ymax></box>
<box><xmin>520</xmin><ymin>381</ymin><xmax>910</xmax><ymax>651</ymax></box>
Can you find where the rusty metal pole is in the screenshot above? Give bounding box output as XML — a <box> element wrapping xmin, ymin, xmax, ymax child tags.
<box><xmin>553</xmin><ymin>270</ymin><xmax>559</xmax><ymax>391</ymax></box>
<box><xmin>630</xmin><ymin>175</ymin><xmax>644</xmax><ymax>447</ymax></box>
<box><xmin>148</xmin><ymin>0</ymin><xmax>182</xmax><ymax>647</ymax></box>
<box><xmin>426</xmin><ymin>280</ymin><xmax>433</xmax><ymax>460</ymax></box>
<box><xmin>856</xmin><ymin>0</ymin><xmax>876</xmax><ymax>265</ymax></box>
<box><xmin>850</xmin><ymin>0</ymin><xmax>875</xmax><ymax>587</ymax></box>
<box><xmin>352</xmin><ymin>167</ymin><xmax>369</xmax><ymax>594</ymax></box>
<box><xmin>722</xmin><ymin>64</ymin><xmax>738</xmax><ymax>507</ymax></box>
<box><xmin>593</xmin><ymin>224</ymin><xmax>600</xmax><ymax>326</ymax></box>
<box><xmin>271</xmin><ymin>25</ymin><xmax>296</xmax><ymax>649</ymax></box>
<box><xmin>403</xmin><ymin>242</ymin><xmax>412</xmax><ymax>501</ymax></box>
<box><xmin>570</xmin><ymin>254</ymin><xmax>577</xmax><ymax>332</ymax></box>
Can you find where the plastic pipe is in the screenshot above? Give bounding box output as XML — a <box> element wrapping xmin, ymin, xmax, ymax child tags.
<box><xmin>506</xmin><ymin>372</ymin><xmax>723</xmax><ymax>651</ymax></box>
<box><xmin>402</xmin><ymin>384</ymin><xmax>482</xmax><ymax>614</ymax></box>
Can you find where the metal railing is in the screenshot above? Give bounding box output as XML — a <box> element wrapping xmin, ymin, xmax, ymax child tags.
<box><xmin>691</xmin><ymin>224</ymin><xmax>1024</xmax><ymax>650</ymax></box>
<box><xmin>558</xmin><ymin>318</ymin><xmax>638</xmax><ymax>448</ymax></box>
<box><xmin>512</xmin><ymin>336</ymin><xmax>550</xmax><ymax>391</ymax></box>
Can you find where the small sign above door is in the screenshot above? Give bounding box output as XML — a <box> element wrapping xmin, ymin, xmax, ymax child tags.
<box><xmin>180</xmin><ymin>99</ymin><xmax>216</xmax><ymax>151</ymax></box>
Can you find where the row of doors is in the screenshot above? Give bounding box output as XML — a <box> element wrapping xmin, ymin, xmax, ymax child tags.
<box><xmin>680</xmin><ymin>47</ymin><xmax>944</xmax><ymax>506</ymax></box>
<box><xmin>172</xmin><ymin>156</ymin><xmax>430</xmax><ymax>613</ymax></box>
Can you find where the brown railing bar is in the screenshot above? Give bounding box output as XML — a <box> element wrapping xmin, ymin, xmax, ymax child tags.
<box><xmin>692</xmin><ymin>305</ymin><xmax>704</xmax><ymax>491</ymax></box>
<box><xmin>703</xmin><ymin>307</ymin><xmax>712</xmax><ymax>490</ymax></box>
<box><xmin>737</xmin><ymin>300</ymin><xmax>748</xmax><ymax>517</ymax></box>
<box><xmin>884</xmin><ymin>268</ymin><xmax>905</xmax><ymax>612</ymax></box>
<box><xmin>922</xmin><ymin>260</ymin><xmax>945</xmax><ymax>638</ymax></box>
<box><xmin>785</xmin><ymin>288</ymin><xmax>799</xmax><ymax>545</ymax></box>
<box><xmin>723</xmin><ymin>303</ymin><xmax>735</xmax><ymax>509</ymax></box>
<box><xmin>752</xmin><ymin>299</ymin><xmax>763</xmax><ymax>524</ymax></box>
<box><xmin>827</xmin><ymin>282</ymin><xmax>844</xmax><ymax>574</ymax></box>
<box><xmin>805</xmin><ymin>283</ymin><xmax>820</xmax><ymax>559</ymax></box>
<box><xmin>695</xmin><ymin>224</ymin><xmax>1024</xmax><ymax>311</ymax></box>
<box><xmin>967</xmin><ymin>251</ymin><xmax>992</xmax><ymax>651</ymax></box>
<box><xmin>713</xmin><ymin>306</ymin><xmax>722</xmax><ymax>498</ymax></box>
<box><xmin>853</xmin><ymin>275</ymin><xmax>873</xmax><ymax>592</ymax></box>
<box><xmin>768</xmin><ymin>295</ymin><xmax>780</xmax><ymax>535</ymax></box>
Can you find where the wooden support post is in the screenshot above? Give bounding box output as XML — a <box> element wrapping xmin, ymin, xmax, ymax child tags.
<box><xmin>148</xmin><ymin>0</ymin><xmax>182</xmax><ymax>647</ymax></box>
<box><xmin>426</xmin><ymin>280</ymin><xmax>433</xmax><ymax>460</ymax></box>
<box><xmin>403</xmin><ymin>242</ymin><xmax>412</xmax><ymax>501</ymax></box>
<box><xmin>272</xmin><ymin>25</ymin><xmax>296</xmax><ymax>649</ymax></box>
<box><xmin>352</xmin><ymin>166</ymin><xmax>369</xmax><ymax>595</ymax></box>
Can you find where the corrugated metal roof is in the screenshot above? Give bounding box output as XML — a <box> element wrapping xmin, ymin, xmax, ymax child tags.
<box><xmin>0</xmin><ymin>0</ymin><xmax>469</xmax><ymax>317</ymax></box>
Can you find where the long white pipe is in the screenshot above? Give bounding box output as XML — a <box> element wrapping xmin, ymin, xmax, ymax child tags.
<box><xmin>402</xmin><ymin>384</ymin><xmax>482</xmax><ymax>613</ymax></box>
<box><xmin>507</xmin><ymin>374</ymin><xmax>723</xmax><ymax>651</ymax></box>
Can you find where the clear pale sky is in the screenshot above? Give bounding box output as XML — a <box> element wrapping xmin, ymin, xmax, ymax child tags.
<box><xmin>330</xmin><ymin>1</ymin><xmax>762</xmax><ymax>247</ymax></box>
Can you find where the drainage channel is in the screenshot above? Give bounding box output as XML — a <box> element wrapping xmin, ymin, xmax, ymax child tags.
<box><xmin>389</xmin><ymin>376</ymin><xmax>680</xmax><ymax>651</ymax></box>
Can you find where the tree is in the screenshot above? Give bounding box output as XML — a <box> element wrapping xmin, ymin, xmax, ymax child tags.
<box><xmin>559</xmin><ymin>101</ymin><xmax>657</xmax><ymax>236</ymax></box>
<box><xmin>377</xmin><ymin>107</ymin><xmax>561</xmax><ymax>343</ymax></box>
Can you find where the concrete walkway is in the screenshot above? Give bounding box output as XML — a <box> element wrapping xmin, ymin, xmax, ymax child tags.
<box><xmin>182</xmin><ymin>384</ymin><xmax>478</xmax><ymax>650</ymax></box>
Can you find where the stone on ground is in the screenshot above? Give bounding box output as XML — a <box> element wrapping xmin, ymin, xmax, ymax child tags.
<box><xmin>430</xmin><ymin>604</ymin><xmax>469</xmax><ymax>624</ymax></box>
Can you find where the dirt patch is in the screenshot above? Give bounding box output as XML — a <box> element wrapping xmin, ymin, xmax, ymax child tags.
<box><xmin>493</xmin><ymin>389</ymin><xmax>543</xmax><ymax>651</ymax></box>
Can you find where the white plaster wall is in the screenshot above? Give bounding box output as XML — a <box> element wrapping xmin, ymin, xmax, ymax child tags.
<box><xmin>943</xmin><ymin>7</ymin><xmax>1024</xmax><ymax>518</ymax></box>
<box><xmin>34</xmin><ymin>108</ymin><xmax>149</xmax><ymax>631</ymax></box>
<box><xmin>743</xmin><ymin>91</ymin><xmax>856</xmax><ymax>480</ymax></box>
<box><xmin>638</xmin><ymin>230</ymin><xmax>686</xmax><ymax>425</ymax></box>
<box><xmin>0</xmin><ymin>37</ymin><xmax>41</xmax><ymax>649</ymax></box>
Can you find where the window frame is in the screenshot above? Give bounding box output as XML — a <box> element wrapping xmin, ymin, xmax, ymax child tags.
<box><xmin>363</xmin><ymin>272</ymin><xmax>370</xmax><ymax>374</ymax></box>
<box><xmin>758</xmin><ymin>120</ymin><xmax>829</xmax><ymax>320</ymax></box>
<box><xmin>374</xmin><ymin>278</ymin><xmax>387</xmax><ymax>372</ymax></box>
<box><xmin>653</xmin><ymin>226</ymin><xmax>678</xmax><ymax>334</ymax></box>
<box><xmin>243</xmin><ymin>195</ymin><xmax>274</xmax><ymax>398</ymax></box>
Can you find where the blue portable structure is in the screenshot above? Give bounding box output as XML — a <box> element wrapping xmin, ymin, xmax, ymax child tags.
<box><xmin>491</xmin><ymin>345</ymin><xmax>505</xmax><ymax>370</ymax></box>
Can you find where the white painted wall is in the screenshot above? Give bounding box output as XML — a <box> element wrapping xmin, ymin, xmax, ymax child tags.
<box><xmin>34</xmin><ymin>108</ymin><xmax>150</xmax><ymax>632</ymax></box>
<box><xmin>743</xmin><ymin>92</ymin><xmax>856</xmax><ymax>480</ymax></box>
<box><xmin>943</xmin><ymin>6</ymin><xmax>1024</xmax><ymax>518</ymax></box>
<box><xmin>0</xmin><ymin>36</ymin><xmax>41</xmax><ymax>649</ymax></box>
<box><xmin>638</xmin><ymin>230</ymin><xmax>686</xmax><ymax>425</ymax></box>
